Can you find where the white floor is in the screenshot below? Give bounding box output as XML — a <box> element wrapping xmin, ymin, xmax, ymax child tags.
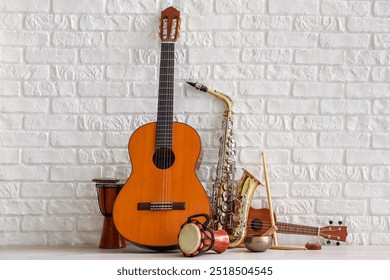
<box><xmin>1</xmin><ymin>244</ymin><xmax>389</xmax><ymax>260</ymax></box>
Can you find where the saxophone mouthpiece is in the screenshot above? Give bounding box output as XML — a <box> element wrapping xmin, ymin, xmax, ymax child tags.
<box><xmin>186</xmin><ymin>81</ymin><xmax>208</xmax><ymax>92</ymax></box>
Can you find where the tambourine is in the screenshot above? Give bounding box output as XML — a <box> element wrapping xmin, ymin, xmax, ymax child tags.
<box><xmin>178</xmin><ymin>213</ymin><xmax>229</xmax><ymax>257</ymax></box>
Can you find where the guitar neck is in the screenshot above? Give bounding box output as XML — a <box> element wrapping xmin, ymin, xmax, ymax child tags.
<box><xmin>275</xmin><ymin>221</ymin><xmax>319</xmax><ymax>236</ymax></box>
<box><xmin>156</xmin><ymin>42</ymin><xmax>175</xmax><ymax>148</ymax></box>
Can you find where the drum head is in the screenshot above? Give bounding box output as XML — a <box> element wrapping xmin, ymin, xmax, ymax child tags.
<box><xmin>178</xmin><ymin>223</ymin><xmax>201</xmax><ymax>255</ymax></box>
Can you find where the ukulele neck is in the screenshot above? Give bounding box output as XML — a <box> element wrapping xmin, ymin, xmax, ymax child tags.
<box><xmin>156</xmin><ymin>42</ymin><xmax>175</xmax><ymax>149</ymax></box>
<box><xmin>275</xmin><ymin>221</ymin><xmax>319</xmax><ymax>236</ymax></box>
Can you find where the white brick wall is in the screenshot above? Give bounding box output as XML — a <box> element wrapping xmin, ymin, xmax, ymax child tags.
<box><xmin>1</xmin><ymin>0</ymin><xmax>389</xmax><ymax>246</ymax></box>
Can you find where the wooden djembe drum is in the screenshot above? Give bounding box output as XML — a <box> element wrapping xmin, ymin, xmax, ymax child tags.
<box><xmin>93</xmin><ymin>178</ymin><xmax>126</xmax><ymax>249</ymax></box>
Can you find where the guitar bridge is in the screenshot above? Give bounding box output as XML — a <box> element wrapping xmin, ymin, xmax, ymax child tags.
<box><xmin>137</xmin><ymin>202</ymin><xmax>186</xmax><ymax>211</ymax></box>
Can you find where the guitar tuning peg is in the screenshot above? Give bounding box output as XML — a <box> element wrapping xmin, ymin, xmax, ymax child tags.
<box><xmin>326</xmin><ymin>240</ymin><xmax>331</xmax><ymax>245</ymax></box>
<box><xmin>329</xmin><ymin>220</ymin><xmax>333</xmax><ymax>225</ymax></box>
<box><xmin>338</xmin><ymin>221</ymin><xmax>343</xmax><ymax>225</ymax></box>
<box><xmin>336</xmin><ymin>242</ymin><xmax>340</xmax><ymax>246</ymax></box>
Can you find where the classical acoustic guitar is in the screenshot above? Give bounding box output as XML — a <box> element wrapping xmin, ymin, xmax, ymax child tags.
<box><xmin>113</xmin><ymin>7</ymin><xmax>210</xmax><ymax>250</ymax></box>
<box><xmin>247</xmin><ymin>208</ymin><xmax>348</xmax><ymax>243</ymax></box>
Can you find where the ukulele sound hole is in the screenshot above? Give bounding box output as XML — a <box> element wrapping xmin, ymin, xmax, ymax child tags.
<box><xmin>251</xmin><ymin>219</ymin><xmax>263</xmax><ymax>232</ymax></box>
<box><xmin>153</xmin><ymin>147</ymin><xmax>175</xmax><ymax>169</ymax></box>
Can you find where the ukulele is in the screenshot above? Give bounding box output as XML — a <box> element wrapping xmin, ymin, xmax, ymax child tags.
<box><xmin>247</xmin><ymin>208</ymin><xmax>348</xmax><ymax>243</ymax></box>
<box><xmin>113</xmin><ymin>7</ymin><xmax>210</xmax><ymax>251</ymax></box>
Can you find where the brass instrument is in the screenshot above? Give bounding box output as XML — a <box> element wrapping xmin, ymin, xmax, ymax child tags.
<box><xmin>187</xmin><ymin>82</ymin><xmax>261</xmax><ymax>248</ymax></box>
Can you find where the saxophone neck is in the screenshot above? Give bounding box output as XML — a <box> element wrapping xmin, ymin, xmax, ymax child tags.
<box><xmin>187</xmin><ymin>81</ymin><xmax>233</xmax><ymax>111</ymax></box>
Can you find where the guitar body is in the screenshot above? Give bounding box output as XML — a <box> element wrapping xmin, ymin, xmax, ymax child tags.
<box><xmin>113</xmin><ymin>122</ymin><xmax>210</xmax><ymax>250</ymax></box>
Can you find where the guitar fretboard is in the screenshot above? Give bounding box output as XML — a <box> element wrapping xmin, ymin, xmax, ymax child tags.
<box><xmin>156</xmin><ymin>42</ymin><xmax>175</xmax><ymax>149</ymax></box>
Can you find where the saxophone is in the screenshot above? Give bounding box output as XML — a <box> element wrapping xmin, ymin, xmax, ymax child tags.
<box><xmin>187</xmin><ymin>81</ymin><xmax>261</xmax><ymax>247</ymax></box>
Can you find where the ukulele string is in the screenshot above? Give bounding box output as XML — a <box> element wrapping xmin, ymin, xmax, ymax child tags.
<box><xmin>246</xmin><ymin>220</ymin><xmax>343</xmax><ymax>239</ymax></box>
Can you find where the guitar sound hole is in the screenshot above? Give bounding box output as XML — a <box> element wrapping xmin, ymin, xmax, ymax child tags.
<box><xmin>251</xmin><ymin>219</ymin><xmax>263</xmax><ymax>232</ymax></box>
<box><xmin>153</xmin><ymin>147</ymin><xmax>175</xmax><ymax>169</ymax></box>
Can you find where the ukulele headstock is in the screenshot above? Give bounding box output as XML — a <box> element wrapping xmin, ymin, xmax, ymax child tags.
<box><xmin>319</xmin><ymin>220</ymin><xmax>348</xmax><ymax>244</ymax></box>
<box><xmin>159</xmin><ymin>6</ymin><xmax>181</xmax><ymax>42</ymax></box>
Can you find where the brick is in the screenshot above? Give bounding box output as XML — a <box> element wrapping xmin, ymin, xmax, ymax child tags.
<box><xmin>372</xmin><ymin>67</ymin><xmax>390</xmax><ymax>82</ymax></box>
<box><xmin>0</xmin><ymin>132</ymin><xmax>48</xmax><ymax>147</ymax></box>
<box><xmin>0</xmin><ymin>114</ymin><xmax>22</xmax><ymax>130</ymax></box>
<box><xmin>106</xmin><ymin>132</ymin><xmax>132</xmax><ymax>147</ymax></box>
<box><xmin>371</xmin><ymin>200</ymin><xmax>390</xmax><ymax>214</ymax></box>
<box><xmin>233</xmin><ymin>98</ymin><xmax>264</xmax><ymax>114</ymax></box>
<box><xmin>188</xmin><ymin>49</ymin><xmax>240</xmax><ymax>63</ymax></box>
<box><xmin>372</xmin><ymin>167</ymin><xmax>390</xmax><ymax>181</ymax></box>
<box><xmin>373</xmin><ymin>134</ymin><xmax>390</xmax><ymax>148</ymax></box>
<box><xmin>23</xmin><ymin>149</ymin><xmax>76</xmax><ymax>164</ymax></box>
<box><xmin>374</xmin><ymin>100</ymin><xmax>390</xmax><ymax>115</ymax></box>
<box><xmin>345</xmin><ymin>183</ymin><xmax>390</xmax><ymax>198</ymax></box>
<box><xmin>268</xmin><ymin>99</ymin><xmax>316</xmax><ymax>114</ymax></box>
<box><xmin>0</xmin><ymin>166</ymin><xmax>47</xmax><ymax>181</ymax></box>
<box><xmin>0</xmin><ymin>47</ymin><xmax>22</xmax><ymax>63</ymax></box>
<box><xmin>235</xmin><ymin>131</ymin><xmax>263</xmax><ymax>148</ymax></box>
<box><xmin>0</xmin><ymin>182</ymin><xmax>19</xmax><ymax>198</ymax></box>
<box><xmin>217</xmin><ymin>32</ymin><xmax>266</xmax><ymax>47</ymax></box>
<box><xmin>240</xmin><ymin>149</ymin><xmax>289</xmax><ymax>164</ymax></box>
<box><xmin>107</xmin><ymin>0</ymin><xmax>157</xmax><ymax>14</ymax></box>
<box><xmin>0</xmin><ymin>149</ymin><xmax>20</xmax><ymax>164</ymax></box>
<box><xmin>347</xmin><ymin>50</ymin><xmax>390</xmax><ymax>65</ymax></box>
<box><xmin>26</xmin><ymin>48</ymin><xmax>77</xmax><ymax>64</ymax></box>
<box><xmin>267</xmin><ymin>165</ymin><xmax>316</xmax><ymax>181</ymax></box>
<box><xmin>266</xmin><ymin>132</ymin><xmax>315</xmax><ymax>147</ymax></box>
<box><xmin>347</xmin><ymin>83</ymin><xmax>390</xmax><ymax>99</ymax></box>
<box><xmin>0</xmin><ymin>0</ymin><xmax>49</xmax><ymax>12</ymax></box>
<box><xmin>347</xmin><ymin>116</ymin><xmax>390</xmax><ymax>131</ymax></box>
<box><xmin>0</xmin><ymin>217</ymin><xmax>19</xmax><ymax>231</ymax></box>
<box><xmin>269</xmin><ymin>0</ymin><xmax>319</xmax><ymax>14</ymax></box>
<box><xmin>322</xmin><ymin>0</ymin><xmax>370</xmax><ymax>16</ymax></box>
<box><xmin>106</xmin><ymin>66</ymin><xmax>155</xmax><ymax>80</ymax></box>
<box><xmin>319</xmin><ymin>166</ymin><xmax>369</xmax><ymax>181</ymax></box>
<box><xmin>294</xmin><ymin>116</ymin><xmax>343</xmax><ymax>130</ymax></box>
<box><xmin>21</xmin><ymin>183</ymin><xmax>74</xmax><ymax>197</ymax></box>
<box><xmin>188</xmin><ymin>16</ymin><xmax>238</xmax><ymax>30</ymax></box>
<box><xmin>53</xmin><ymin>0</ymin><xmax>104</xmax><ymax>13</ymax></box>
<box><xmin>295</xmin><ymin>16</ymin><xmax>345</xmax><ymax>32</ymax></box>
<box><xmin>0</xmin><ymin>81</ymin><xmax>20</xmax><ymax>96</ymax></box>
<box><xmin>0</xmin><ymin>31</ymin><xmax>48</xmax><ymax>46</ymax></box>
<box><xmin>242</xmin><ymin>48</ymin><xmax>291</xmax><ymax>63</ymax></box>
<box><xmin>242</xmin><ymin>15</ymin><xmax>291</xmax><ymax>30</ymax></box>
<box><xmin>266</xmin><ymin>65</ymin><xmax>316</xmax><ymax>80</ymax></box>
<box><xmin>24</xmin><ymin>82</ymin><xmax>75</xmax><ymax>97</ymax></box>
<box><xmin>22</xmin><ymin>217</ymin><xmax>74</xmax><ymax>231</ymax></box>
<box><xmin>321</xmin><ymin>100</ymin><xmax>370</xmax><ymax>114</ymax></box>
<box><xmin>347</xmin><ymin>150</ymin><xmax>390</xmax><ymax>164</ymax></box>
<box><xmin>79</xmin><ymin>82</ymin><xmax>128</xmax><ymax>97</ymax></box>
<box><xmin>53</xmin><ymin>32</ymin><xmax>102</xmax><ymax>47</ymax></box>
<box><xmin>296</xmin><ymin>49</ymin><xmax>344</xmax><ymax>64</ymax></box>
<box><xmin>320</xmin><ymin>132</ymin><xmax>369</xmax><ymax>147</ymax></box>
<box><xmin>79</xmin><ymin>149</ymin><xmax>128</xmax><ymax>164</ymax></box>
<box><xmin>80</xmin><ymin>15</ymin><xmax>129</xmax><ymax>30</ymax></box>
<box><xmin>240</xmin><ymin>81</ymin><xmax>289</xmax><ymax>96</ymax></box>
<box><xmin>272</xmin><ymin>199</ymin><xmax>314</xmax><ymax>214</ymax></box>
<box><xmin>50</xmin><ymin>167</ymin><xmax>102</xmax><ymax>181</ymax></box>
<box><xmin>317</xmin><ymin>199</ymin><xmax>366</xmax><ymax>214</ymax></box>
<box><xmin>319</xmin><ymin>66</ymin><xmax>369</xmax><ymax>82</ymax></box>
<box><xmin>348</xmin><ymin>17</ymin><xmax>390</xmax><ymax>32</ymax></box>
<box><xmin>293</xmin><ymin>149</ymin><xmax>343</xmax><ymax>163</ymax></box>
<box><xmin>25</xmin><ymin>14</ymin><xmax>77</xmax><ymax>30</ymax></box>
<box><xmin>25</xmin><ymin>115</ymin><xmax>76</xmax><ymax>130</ymax></box>
<box><xmin>177</xmin><ymin>32</ymin><xmax>212</xmax><ymax>48</ymax></box>
<box><xmin>216</xmin><ymin>0</ymin><xmax>265</xmax><ymax>13</ymax></box>
<box><xmin>0</xmin><ymin>14</ymin><xmax>22</xmax><ymax>29</ymax></box>
<box><xmin>293</xmin><ymin>82</ymin><xmax>342</xmax><ymax>98</ymax></box>
<box><xmin>268</xmin><ymin>32</ymin><xmax>317</xmax><ymax>47</ymax></box>
<box><xmin>107</xmin><ymin>32</ymin><xmax>157</xmax><ymax>47</ymax></box>
<box><xmin>176</xmin><ymin>65</ymin><xmax>210</xmax><ymax>80</ymax></box>
<box><xmin>80</xmin><ymin>49</ymin><xmax>129</xmax><ymax>64</ymax></box>
<box><xmin>345</xmin><ymin>216</ymin><xmax>389</xmax><ymax>231</ymax></box>
<box><xmin>79</xmin><ymin>116</ymin><xmax>132</xmax><ymax>131</ymax></box>
<box><xmin>320</xmin><ymin>33</ymin><xmax>369</xmax><ymax>48</ymax></box>
<box><xmin>0</xmin><ymin>200</ymin><xmax>45</xmax><ymax>215</ymax></box>
<box><xmin>374</xmin><ymin>1</ymin><xmax>390</xmax><ymax>16</ymax></box>
<box><xmin>240</xmin><ymin>115</ymin><xmax>291</xmax><ymax>130</ymax></box>
<box><xmin>51</xmin><ymin>132</ymin><xmax>103</xmax><ymax>147</ymax></box>
<box><xmin>52</xmin><ymin>65</ymin><xmax>104</xmax><ymax>81</ymax></box>
<box><xmin>0</xmin><ymin>97</ymin><xmax>49</xmax><ymax>112</ymax></box>
<box><xmin>48</xmin><ymin>199</ymin><xmax>99</xmax><ymax>214</ymax></box>
<box><xmin>0</xmin><ymin>65</ymin><xmax>49</xmax><ymax>80</ymax></box>
<box><xmin>374</xmin><ymin>34</ymin><xmax>390</xmax><ymax>49</ymax></box>
<box><xmin>292</xmin><ymin>183</ymin><xmax>341</xmax><ymax>197</ymax></box>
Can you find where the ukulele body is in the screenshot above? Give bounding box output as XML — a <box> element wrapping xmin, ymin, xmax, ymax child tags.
<box><xmin>113</xmin><ymin>122</ymin><xmax>211</xmax><ymax>250</ymax></box>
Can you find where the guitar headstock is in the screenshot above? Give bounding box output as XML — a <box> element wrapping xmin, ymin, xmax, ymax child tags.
<box><xmin>319</xmin><ymin>221</ymin><xmax>348</xmax><ymax>243</ymax></box>
<box><xmin>159</xmin><ymin>6</ymin><xmax>181</xmax><ymax>42</ymax></box>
